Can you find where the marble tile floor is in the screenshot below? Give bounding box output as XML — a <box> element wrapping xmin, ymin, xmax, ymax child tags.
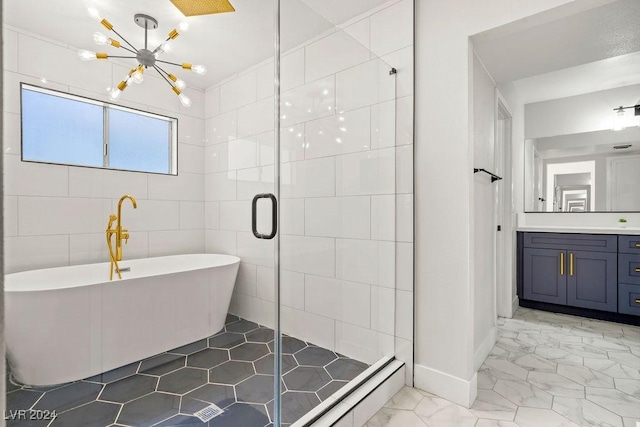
<box><xmin>366</xmin><ymin>307</ymin><xmax>640</xmax><ymax>427</ymax></box>
<box><xmin>6</xmin><ymin>314</ymin><xmax>368</xmax><ymax>427</ymax></box>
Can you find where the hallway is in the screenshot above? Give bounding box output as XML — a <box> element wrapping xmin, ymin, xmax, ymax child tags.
<box><xmin>367</xmin><ymin>308</ymin><xmax>640</xmax><ymax>426</ymax></box>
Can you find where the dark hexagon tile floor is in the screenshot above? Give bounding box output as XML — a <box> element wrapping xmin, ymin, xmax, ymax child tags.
<box><xmin>208</xmin><ymin>332</ymin><xmax>246</xmax><ymax>349</ymax></box>
<box><xmin>6</xmin><ymin>315</ymin><xmax>369</xmax><ymax>427</ymax></box>
<box><xmin>230</xmin><ymin>343</ymin><xmax>270</xmax><ymax>362</ymax></box>
<box><xmin>246</xmin><ymin>328</ymin><xmax>275</xmax><ymax>343</ymax></box>
<box><xmin>209</xmin><ymin>360</ymin><xmax>255</xmax><ymax>385</ymax></box>
<box><xmin>295</xmin><ymin>346</ymin><xmax>338</xmax><ymax>367</ymax></box>
<box><xmin>254</xmin><ymin>354</ymin><xmax>298</xmax><ymax>375</ymax></box>
<box><xmin>50</xmin><ymin>401</ymin><xmax>120</xmax><ymax>427</ymax></box>
<box><xmin>99</xmin><ymin>374</ymin><xmax>158</xmax><ymax>403</ymax></box>
<box><xmin>283</xmin><ymin>366</ymin><xmax>332</xmax><ymax>392</ymax></box>
<box><xmin>187</xmin><ymin>349</ymin><xmax>229</xmax><ymax>369</ymax></box>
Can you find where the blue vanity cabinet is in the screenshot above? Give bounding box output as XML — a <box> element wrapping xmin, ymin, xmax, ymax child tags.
<box><xmin>522</xmin><ymin>233</ymin><xmax>618</xmax><ymax>312</ymax></box>
<box><xmin>567</xmin><ymin>250</ymin><xmax>617</xmax><ymax>312</ymax></box>
<box><xmin>523</xmin><ymin>248</ymin><xmax>566</xmax><ymax>305</ymax></box>
<box><xmin>618</xmin><ymin>235</ymin><xmax>640</xmax><ymax>315</ymax></box>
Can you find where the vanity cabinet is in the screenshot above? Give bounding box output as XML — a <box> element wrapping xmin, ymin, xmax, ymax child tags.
<box><xmin>521</xmin><ymin>233</ymin><xmax>618</xmax><ymax>313</ymax></box>
<box><xmin>523</xmin><ymin>248</ymin><xmax>566</xmax><ymax>305</ymax></box>
<box><xmin>618</xmin><ymin>235</ymin><xmax>640</xmax><ymax>315</ymax></box>
<box><xmin>566</xmin><ymin>250</ymin><xmax>617</xmax><ymax>312</ymax></box>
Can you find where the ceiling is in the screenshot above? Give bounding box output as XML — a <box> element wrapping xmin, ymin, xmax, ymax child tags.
<box><xmin>510</xmin><ymin>51</ymin><xmax>640</xmax><ymax>105</ymax></box>
<box><xmin>3</xmin><ymin>0</ymin><xmax>391</xmax><ymax>89</ymax></box>
<box><xmin>536</xmin><ymin>127</ymin><xmax>640</xmax><ymax>159</ymax></box>
<box><xmin>472</xmin><ymin>0</ymin><xmax>640</xmax><ymax>85</ymax></box>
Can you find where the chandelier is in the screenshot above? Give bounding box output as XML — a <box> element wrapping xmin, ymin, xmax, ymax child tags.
<box><xmin>78</xmin><ymin>8</ymin><xmax>210</xmax><ymax>107</ymax></box>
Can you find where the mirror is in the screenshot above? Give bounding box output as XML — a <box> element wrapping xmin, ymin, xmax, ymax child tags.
<box><xmin>525</xmin><ymin>125</ymin><xmax>640</xmax><ymax>212</ymax></box>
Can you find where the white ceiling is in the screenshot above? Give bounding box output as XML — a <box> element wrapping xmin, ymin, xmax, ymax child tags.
<box><xmin>3</xmin><ymin>0</ymin><xmax>391</xmax><ymax>89</ymax></box>
<box><xmin>511</xmin><ymin>51</ymin><xmax>640</xmax><ymax>105</ymax></box>
<box><xmin>473</xmin><ymin>0</ymin><xmax>640</xmax><ymax>85</ymax></box>
<box><xmin>536</xmin><ymin>127</ymin><xmax>640</xmax><ymax>159</ymax></box>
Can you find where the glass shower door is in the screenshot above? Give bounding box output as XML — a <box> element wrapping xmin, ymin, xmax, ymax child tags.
<box><xmin>272</xmin><ymin>1</ymin><xmax>399</xmax><ymax>424</ymax></box>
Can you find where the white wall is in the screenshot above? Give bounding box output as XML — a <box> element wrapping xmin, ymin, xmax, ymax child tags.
<box><xmin>203</xmin><ymin>0</ymin><xmax>414</xmax><ymax>379</ymax></box>
<box><xmin>2</xmin><ymin>26</ymin><xmax>206</xmax><ymax>273</ymax></box>
<box><xmin>525</xmin><ymin>84</ymin><xmax>640</xmax><ymax>139</ymax></box>
<box><xmin>472</xmin><ymin>54</ymin><xmax>497</xmax><ymax>371</ymax></box>
<box><xmin>414</xmin><ymin>0</ymin><xmax>586</xmax><ymax>407</ymax></box>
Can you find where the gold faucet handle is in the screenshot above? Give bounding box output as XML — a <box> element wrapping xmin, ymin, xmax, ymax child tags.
<box><xmin>121</xmin><ymin>229</ymin><xmax>130</xmax><ymax>244</ymax></box>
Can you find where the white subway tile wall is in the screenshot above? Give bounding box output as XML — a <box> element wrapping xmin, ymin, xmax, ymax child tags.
<box><xmin>204</xmin><ymin>0</ymin><xmax>414</xmax><ymax>382</ymax></box>
<box><xmin>3</xmin><ymin>28</ymin><xmax>206</xmax><ymax>273</ymax></box>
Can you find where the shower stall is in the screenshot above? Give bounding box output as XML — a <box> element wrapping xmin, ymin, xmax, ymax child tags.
<box><xmin>206</xmin><ymin>2</ymin><xmax>403</xmax><ymax>424</ymax></box>
<box><xmin>3</xmin><ymin>0</ymin><xmax>413</xmax><ymax>425</ymax></box>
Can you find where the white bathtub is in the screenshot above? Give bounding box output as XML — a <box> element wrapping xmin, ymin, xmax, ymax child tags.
<box><xmin>5</xmin><ymin>254</ymin><xmax>240</xmax><ymax>386</ymax></box>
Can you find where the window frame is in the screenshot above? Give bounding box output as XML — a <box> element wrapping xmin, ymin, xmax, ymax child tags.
<box><xmin>20</xmin><ymin>83</ymin><xmax>179</xmax><ymax>176</ymax></box>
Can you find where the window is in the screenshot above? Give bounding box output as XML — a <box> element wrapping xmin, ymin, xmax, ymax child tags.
<box><xmin>21</xmin><ymin>84</ymin><xmax>177</xmax><ymax>175</ymax></box>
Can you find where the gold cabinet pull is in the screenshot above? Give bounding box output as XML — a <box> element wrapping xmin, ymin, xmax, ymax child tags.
<box><xmin>636</xmin><ymin>298</ymin><xmax>640</xmax><ymax>304</ymax></box>
<box><xmin>570</xmin><ymin>253</ymin><xmax>574</xmax><ymax>276</ymax></box>
<box><xmin>560</xmin><ymin>252</ymin><xmax>564</xmax><ymax>275</ymax></box>
<box><xmin>635</xmin><ymin>242</ymin><xmax>640</xmax><ymax>248</ymax></box>
<box><xmin>636</xmin><ymin>268</ymin><xmax>640</xmax><ymax>273</ymax></box>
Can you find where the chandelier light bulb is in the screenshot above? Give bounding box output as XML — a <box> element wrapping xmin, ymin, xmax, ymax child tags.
<box><xmin>87</xmin><ymin>7</ymin><xmax>102</xmax><ymax>22</ymax></box>
<box><xmin>109</xmin><ymin>88</ymin><xmax>122</xmax><ymax>100</ymax></box>
<box><xmin>178</xmin><ymin>93</ymin><xmax>192</xmax><ymax>107</ymax></box>
<box><xmin>167</xmin><ymin>73</ymin><xmax>187</xmax><ymax>90</ymax></box>
<box><xmin>178</xmin><ymin>21</ymin><xmax>190</xmax><ymax>32</ymax></box>
<box><xmin>93</xmin><ymin>32</ymin><xmax>109</xmax><ymax>45</ymax></box>
<box><xmin>159</xmin><ymin>41</ymin><xmax>172</xmax><ymax>53</ymax></box>
<box><xmin>78</xmin><ymin>50</ymin><xmax>97</xmax><ymax>61</ymax></box>
<box><xmin>131</xmin><ymin>70</ymin><xmax>144</xmax><ymax>84</ymax></box>
<box><xmin>191</xmin><ymin>64</ymin><xmax>207</xmax><ymax>75</ymax></box>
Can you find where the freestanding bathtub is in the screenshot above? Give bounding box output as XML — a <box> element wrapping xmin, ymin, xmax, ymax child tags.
<box><xmin>5</xmin><ymin>254</ymin><xmax>240</xmax><ymax>386</ymax></box>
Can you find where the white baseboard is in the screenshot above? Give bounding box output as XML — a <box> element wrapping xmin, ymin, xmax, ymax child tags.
<box><xmin>474</xmin><ymin>327</ymin><xmax>497</xmax><ymax>371</ymax></box>
<box><xmin>512</xmin><ymin>296</ymin><xmax>520</xmax><ymax>316</ymax></box>
<box><xmin>414</xmin><ymin>364</ymin><xmax>478</xmax><ymax>408</ymax></box>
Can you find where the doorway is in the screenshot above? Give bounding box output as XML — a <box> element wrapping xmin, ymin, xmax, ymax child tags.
<box><xmin>496</xmin><ymin>96</ymin><xmax>514</xmax><ymax>319</ymax></box>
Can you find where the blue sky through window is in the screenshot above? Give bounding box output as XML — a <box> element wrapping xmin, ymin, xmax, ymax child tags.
<box><xmin>109</xmin><ymin>109</ymin><xmax>170</xmax><ymax>174</ymax></box>
<box><xmin>22</xmin><ymin>89</ymin><xmax>104</xmax><ymax>167</ymax></box>
<box><xmin>21</xmin><ymin>85</ymin><xmax>175</xmax><ymax>175</ymax></box>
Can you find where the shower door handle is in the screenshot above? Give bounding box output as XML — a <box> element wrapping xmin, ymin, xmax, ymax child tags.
<box><xmin>252</xmin><ymin>193</ymin><xmax>277</xmax><ymax>239</ymax></box>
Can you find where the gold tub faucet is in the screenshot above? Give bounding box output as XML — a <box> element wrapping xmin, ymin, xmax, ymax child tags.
<box><xmin>106</xmin><ymin>195</ymin><xmax>138</xmax><ymax>280</ymax></box>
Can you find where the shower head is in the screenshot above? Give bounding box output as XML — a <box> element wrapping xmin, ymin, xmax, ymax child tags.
<box><xmin>169</xmin><ymin>0</ymin><xmax>235</xmax><ymax>17</ymax></box>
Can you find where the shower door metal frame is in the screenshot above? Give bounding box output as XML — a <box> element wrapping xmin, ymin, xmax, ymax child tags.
<box><xmin>272</xmin><ymin>0</ymin><xmax>283</xmax><ymax>425</ymax></box>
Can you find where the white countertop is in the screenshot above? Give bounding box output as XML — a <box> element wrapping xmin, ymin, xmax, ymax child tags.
<box><xmin>517</xmin><ymin>226</ymin><xmax>640</xmax><ymax>235</ymax></box>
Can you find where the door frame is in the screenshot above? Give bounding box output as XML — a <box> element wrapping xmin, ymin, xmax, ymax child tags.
<box><xmin>495</xmin><ymin>91</ymin><xmax>514</xmax><ymax>318</ymax></box>
<box><xmin>606</xmin><ymin>154</ymin><xmax>640</xmax><ymax>210</ymax></box>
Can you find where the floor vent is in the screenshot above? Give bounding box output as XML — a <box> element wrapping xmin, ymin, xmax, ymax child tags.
<box><xmin>194</xmin><ymin>404</ymin><xmax>224</xmax><ymax>422</ymax></box>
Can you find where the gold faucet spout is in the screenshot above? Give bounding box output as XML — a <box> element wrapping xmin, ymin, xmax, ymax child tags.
<box><xmin>116</xmin><ymin>195</ymin><xmax>137</xmax><ymax>261</ymax></box>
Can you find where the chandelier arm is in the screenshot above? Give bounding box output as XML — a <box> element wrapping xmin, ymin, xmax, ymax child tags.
<box><xmin>107</xmin><ymin>55</ymin><xmax>138</xmax><ymax>59</ymax></box>
<box><xmin>153</xmin><ymin>65</ymin><xmax>175</xmax><ymax>87</ymax></box>
<box><xmin>110</xmin><ymin>28</ymin><xmax>139</xmax><ymax>52</ymax></box>
<box><xmin>155</xmin><ymin>59</ymin><xmax>184</xmax><ymax>67</ymax></box>
<box><xmin>118</xmin><ymin>45</ymin><xmax>138</xmax><ymax>55</ymax></box>
<box><xmin>153</xmin><ymin>63</ymin><xmax>173</xmax><ymax>79</ymax></box>
<box><xmin>151</xmin><ymin>37</ymin><xmax>171</xmax><ymax>55</ymax></box>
